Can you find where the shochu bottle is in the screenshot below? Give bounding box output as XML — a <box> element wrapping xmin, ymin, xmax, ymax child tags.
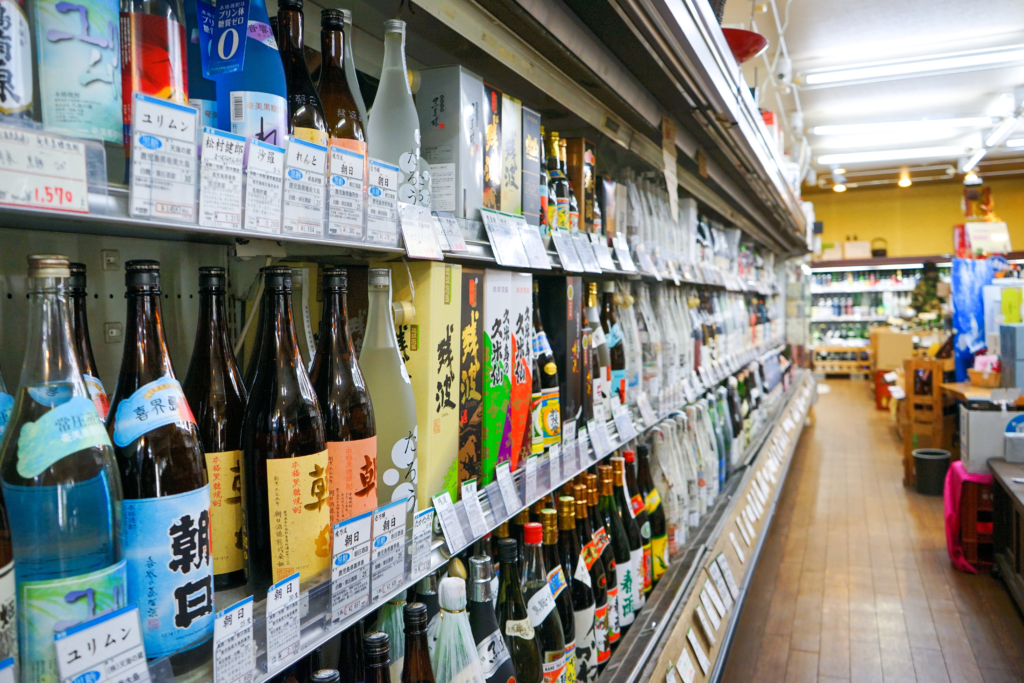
<box><xmin>242</xmin><ymin>266</ymin><xmax>330</xmax><ymax>597</ymax></box>
<box><xmin>69</xmin><ymin>263</ymin><xmax>109</xmax><ymax>418</ymax></box>
<box><xmin>495</xmin><ymin>538</ymin><xmax>541</xmax><ymax>683</ymax></box>
<box><xmin>1</xmin><ymin>255</ymin><xmax>125</xmax><ymax>683</ymax></box>
<box><xmin>310</xmin><ymin>268</ymin><xmax>377</xmax><ymax>526</ymax></box>
<box><xmin>521</xmin><ymin>522</ymin><xmax>565</xmax><ymax>683</ymax></box>
<box><xmin>106</xmin><ymin>260</ymin><xmax>213</xmax><ymax>671</ymax></box>
<box><xmin>183</xmin><ymin>266</ymin><xmax>248</xmax><ymax>592</ymax></box>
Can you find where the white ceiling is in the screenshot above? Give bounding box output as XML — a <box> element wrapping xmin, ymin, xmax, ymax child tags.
<box><xmin>723</xmin><ymin>0</ymin><xmax>1024</xmax><ymax>178</ymax></box>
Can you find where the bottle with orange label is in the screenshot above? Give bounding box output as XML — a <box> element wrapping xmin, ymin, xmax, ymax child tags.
<box><xmin>278</xmin><ymin>0</ymin><xmax>328</xmax><ymax>146</ymax></box>
<box><xmin>586</xmin><ymin>473</ymin><xmax>618</xmax><ymax>647</ymax></box>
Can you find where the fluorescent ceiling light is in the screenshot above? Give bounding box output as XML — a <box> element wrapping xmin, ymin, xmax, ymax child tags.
<box><xmin>803</xmin><ymin>45</ymin><xmax>1024</xmax><ymax>86</ymax></box>
<box><xmin>816</xmin><ymin>130</ymin><xmax>981</xmax><ymax>150</ymax></box>
<box><xmin>963</xmin><ymin>148</ymin><xmax>986</xmax><ymax>172</ymax></box>
<box><xmin>812</xmin><ymin>264</ymin><xmax>924</xmax><ymax>273</ymax></box>
<box><xmin>817</xmin><ymin>146</ymin><xmax>970</xmax><ymax>165</ymax></box>
<box><xmin>1007</xmin><ymin>137</ymin><xmax>1024</xmax><ymax>148</ymax></box>
<box><xmin>985</xmin><ymin>117</ymin><xmax>1021</xmax><ymax>147</ymax></box>
<box><xmin>811</xmin><ymin>117</ymin><xmax>994</xmax><ymax>136</ymax></box>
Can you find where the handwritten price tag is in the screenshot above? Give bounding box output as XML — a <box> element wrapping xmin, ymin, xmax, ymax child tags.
<box><xmin>432</xmin><ymin>212</ymin><xmax>469</xmax><ymax>252</ymax></box>
<box><xmin>411</xmin><ymin>507</ymin><xmax>435</xmax><ymax>575</ymax></box>
<box><xmin>0</xmin><ymin>125</ymin><xmax>88</xmax><ymax>214</ymax></box>
<box><xmin>461</xmin><ymin>480</ymin><xmax>490</xmax><ymax>540</ymax></box>
<box><xmin>433</xmin><ymin>491</ymin><xmax>468</xmax><ymax>553</ymax></box>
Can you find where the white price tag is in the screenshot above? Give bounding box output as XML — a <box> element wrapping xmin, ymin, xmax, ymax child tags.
<box><xmin>399</xmin><ymin>202</ymin><xmax>444</xmax><ymax>260</ymax></box>
<box><xmin>547</xmin><ymin>445</ymin><xmax>562</xmax><ymax>489</ymax></box>
<box><xmin>461</xmin><ymin>480</ymin><xmax>490</xmax><ymax>540</ymax></box>
<box><xmin>588</xmin><ymin>419</ymin><xmax>614</xmax><ymax>458</ymax></box>
<box><xmin>0</xmin><ymin>126</ymin><xmax>89</xmax><ymax>214</ymax></box>
<box><xmin>676</xmin><ymin>649</ymin><xmax>697</xmax><ymax>683</ymax></box>
<box><xmin>244</xmin><ymin>139</ymin><xmax>285</xmax><ymax>234</ymax></box>
<box><xmin>703</xmin><ymin>578</ymin><xmax>727</xmax><ymax>620</ymax></box>
<box><xmin>54</xmin><ymin>604</ymin><xmax>150</xmax><ymax>683</ymax></box>
<box><xmin>578</xmin><ymin>424</ymin><xmax>592</xmax><ymax>464</ymax></box>
<box><xmin>433</xmin><ymin>491</ymin><xmax>468</xmax><ymax>552</ymax></box>
<box><xmin>367</xmin><ymin>158</ymin><xmax>399</xmax><ymax>245</ymax></box>
<box><xmin>525</xmin><ymin>455</ymin><xmax>540</xmax><ymax>502</ymax></box>
<box><xmin>129</xmin><ymin>94</ymin><xmax>198</xmax><ymax>222</ymax></box>
<box><xmin>683</xmin><ymin>379</ymin><xmax>697</xmax><ymax>404</ymax></box>
<box><xmin>266</xmin><ymin>572</ymin><xmax>301</xmax><ymax>671</ymax></box>
<box><xmin>635</xmin><ymin>246</ymin><xmax>659</xmax><ymax>279</ymax></box>
<box><xmin>551</xmin><ymin>230</ymin><xmax>584</xmax><ymax>272</ymax></box>
<box><xmin>431</xmin><ymin>214</ymin><xmax>451</xmax><ymax>251</ymax></box>
<box><xmin>0</xmin><ymin>658</ymin><xmax>12</xmax><ymax>683</ymax></box>
<box><xmin>282</xmin><ymin>136</ymin><xmax>327</xmax><ymax>236</ymax></box>
<box><xmin>695</xmin><ymin>603</ymin><xmax>717</xmax><ymax>645</ymax></box>
<box><xmin>331</xmin><ymin>511</ymin><xmax>373</xmax><ymax>623</ymax></box>
<box><xmin>412</xmin><ymin>507</ymin><xmax>435</xmax><ymax>575</ymax></box>
<box><xmin>707</xmin><ymin>562</ymin><xmax>733</xmax><ymax>611</ymax></box>
<box><xmin>199</xmin><ymin>128</ymin><xmax>245</xmax><ymax>230</ymax></box>
<box><xmin>613</xmin><ymin>408</ymin><xmax>638</xmax><ymax>442</ymax></box>
<box><xmin>686</xmin><ymin>627</ymin><xmax>711</xmax><ymax>675</ymax></box>
<box><xmin>495</xmin><ymin>461</ymin><xmax>522</xmax><ymax>515</ymax></box>
<box><xmin>637</xmin><ymin>392</ymin><xmax>657</xmax><ymax>428</ymax></box>
<box><xmin>432</xmin><ymin>212</ymin><xmax>469</xmax><ymax>252</ymax></box>
<box><xmin>736</xmin><ymin>517</ymin><xmax>751</xmax><ymax>546</ymax></box>
<box><xmin>481</xmin><ymin>209</ymin><xmax>531</xmax><ymax>268</ymax></box>
<box><xmin>371</xmin><ymin>499</ymin><xmax>408</xmax><ymax>601</ymax></box>
<box><xmin>517</xmin><ymin>223</ymin><xmax>553</xmax><ymax>269</ymax></box>
<box><xmin>590</xmin><ymin>232</ymin><xmax>618</xmax><ymax>271</ymax></box>
<box><xmin>572</xmin><ymin>232</ymin><xmax>603</xmax><ymax>273</ymax></box>
<box><xmin>560</xmin><ymin>421</ymin><xmax>577</xmax><ymax>482</ymax></box>
<box><xmin>716</xmin><ymin>554</ymin><xmax>741</xmax><ymax>601</ymax></box>
<box><xmin>612</xmin><ymin>234</ymin><xmax>637</xmax><ymax>272</ymax></box>
<box><xmin>327</xmin><ymin>142</ymin><xmax>366</xmax><ymax>240</ymax></box>
<box><xmin>729</xmin><ymin>532</ymin><xmax>746</xmax><ymax>563</ymax></box>
<box><xmin>697</xmin><ymin>589</ymin><xmax>721</xmax><ymax>631</ymax></box>
<box><xmin>214</xmin><ymin>597</ymin><xmax>254</xmax><ymax>683</ymax></box>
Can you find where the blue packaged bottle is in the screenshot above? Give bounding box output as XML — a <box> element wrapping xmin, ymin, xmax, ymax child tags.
<box><xmin>184</xmin><ymin>0</ymin><xmax>219</xmax><ymax>127</ymax></box>
<box><xmin>214</xmin><ymin>0</ymin><xmax>289</xmax><ymax>150</ymax></box>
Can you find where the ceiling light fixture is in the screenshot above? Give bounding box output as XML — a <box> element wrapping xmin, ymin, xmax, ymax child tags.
<box><xmin>817</xmin><ymin>146</ymin><xmax>970</xmax><ymax>165</ymax></box>
<box><xmin>898</xmin><ymin>171</ymin><xmax>912</xmax><ymax>188</ymax></box>
<box><xmin>802</xmin><ymin>44</ymin><xmax>1024</xmax><ymax>86</ymax></box>
<box><xmin>964</xmin><ymin>171</ymin><xmax>982</xmax><ymax>185</ymax></box>
<box><xmin>811</xmin><ymin>117</ymin><xmax>994</xmax><ymax>136</ymax></box>
<box><xmin>1007</xmin><ymin>137</ymin><xmax>1024</xmax><ymax>148</ymax></box>
<box><xmin>963</xmin><ymin>149</ymin><xmax>987</xmax><ymax>172</ymax></box>
<box><xmin>832</xmin><ymin>184</ymin><xmax>847</xmax><ymax>192</ymax></box>
<box><xmin>985</xmin><ymin>116</ymin><xmax>1022</xmax><ymax>147</ymax></box>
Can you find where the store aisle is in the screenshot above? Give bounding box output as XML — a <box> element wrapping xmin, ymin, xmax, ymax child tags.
<box><xmin>721</xmin><ymin>380</ymin><xmax>1024</xmax><ymax>683</ymax></box>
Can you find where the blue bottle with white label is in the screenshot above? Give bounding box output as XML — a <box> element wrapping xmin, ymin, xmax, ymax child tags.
<box><xmin>213</xmin><ymin>0</ymin><xmax>289</xmax><ymax>151</ymax></box>
<box><xmin>105</xmin><ymin>261</ymin><xmax>213</xmax><ymax>673</ymax></box>
<box><xmin>184</xmin><ymin>0</ymin><xmax>219</xmax><ymax>127</ymax></box>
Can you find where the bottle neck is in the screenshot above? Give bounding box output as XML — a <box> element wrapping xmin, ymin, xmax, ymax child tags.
<box><xmin>280</xmin><ymin>6</ymin><xmax>304</xmax><ymax>55</ymax></box>
<box><xmin>499</xmin><ymin>557</ymin><xmax>522</xmax><ymax>594</ymax></box>
<box><xmin>523</xmin><ymin>542</ymin><xmax>545</xmax><ymax>583</ymax></box>
<box><xmin>315</xmin><ymin>287</ymin><xmax>356</xmax><ymax>362</ymax></box>
<box><xmin>321</xmin><ymin>26</ymin><xmax>344</xmax><ymax>69</ymax></box>
<box><xmin>20</xmin><ymin>277</ymin><xmax>89</xmax><ymax>396</ymax></box>
<box><xmin>196</xmin><ymin>289</ymin><xmax>232</xmax><ymax>369</ymax></box>
<box><xmin>122</xmin><ymin>288</ymin><xmax>175</xmax><ymax>382</ymax></box>
<box><xmin>258</xmin><ymin>287</ymin><xmax>302</xmax><ymax>367</ymax></box>
<box><xmin>363</xmin><ymin>285</ymin><xmax>398</xmax><ymax>352</ymax></box>
<box><xmin>382</xmin><ymin>30</ymin><xmax>409</xmax><ymax>79</ymax></box>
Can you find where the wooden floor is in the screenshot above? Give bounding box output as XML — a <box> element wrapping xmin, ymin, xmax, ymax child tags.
<box><xmin>721</xmin><ymin>379</ymin><xmax>1024</xmax><ymax>683</ymax></box>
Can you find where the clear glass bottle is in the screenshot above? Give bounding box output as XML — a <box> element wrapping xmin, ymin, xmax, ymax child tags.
<box><xmin>278</xmin><ymin>0</ymin><xmax>328</xmax><ymax>146</ymax></box>
<box><xmin>68</xmin><ymin>263</ymin><xmax>109</xmax><ymax>419</ymax></box>
<box><xmin>342</xmin><ymin>11</ymin><xmax>367</xmax><ymax>123</ymax></box>
<box><xmin>106</xmin><ymin>261</ymin><xmax>213</xmax><ymax>671</ymax></box>
<box><xmin>0</xmin><ymin>255</ymin><xmax>125</xmax><ymax>683</ymax></box>
<box><xmin>358</xmin><ymin>269</ymin><xmax>417</xmax><ymax>522</ymax></box>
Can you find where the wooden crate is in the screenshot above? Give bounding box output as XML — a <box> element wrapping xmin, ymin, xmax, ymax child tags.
<box><xmin>961</xmin><ymin>480</ymin><xmax>994</xmax><ymax>572</ymax></box>
<box><xmin>902</xmin><ymin>357</ymin><xmax>956</xmax><ymax>487</ymax></box>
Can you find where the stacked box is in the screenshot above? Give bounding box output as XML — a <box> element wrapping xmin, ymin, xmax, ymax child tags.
<box><xmin>458</xmin><ymin>268</ymin><xmax>485</xmax><ymax>493</ymax></box>
<box><xmin>509</xmin><ymin>273</ymin><xmax>533</xmax><ymax>470</ymax></box>
<box><xmin>482</xmin><ymin>269</ymin><xmax>512</xmax><ymax>483</ymax></box>
<box><xmin>565</xmin><ymin>138</ymin><xmax>597</xmax><ymax>232</ymax></box>
<box><xmin>384</xmin><ymin>262</ymin><xmax>463</xmax><ymax>503</ymax></box>
<box><xmin>415</xmin><ymin>66</ymin><xmax>485</xmax><ymax>221</ymax></box>
<box><xmin>597</xmin><ymin>177</ymin><xmax>617</xmax><ymax>238</ymax></box>
<box><xmin>538</xmin><ymin>276</ymin><xmax>583</xmax><ymax>427</ymax></box>
<box><xmin>522</xmin><ymin>107</ymin><xmax>542</xmax><ymax>226</ymax></box>
<box><xmin>483</xmin><ymin>85</ymin><xmax>502</xmax><ymax>210</ymax></box>
<box><xmin>501</xmin><ymin>95</ymin><xmax>522</xmax><ymax>215</ymax></box>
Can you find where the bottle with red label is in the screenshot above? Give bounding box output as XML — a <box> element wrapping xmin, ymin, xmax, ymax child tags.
<box><xmin>573</xmin><ymin>485</ymin><xmax>608</xmax><ymax>669</ymax></box>
<box><xmin>586</xmin><ymin>473</ymin><xmax>618</xmax><ymax>646</ymax></box>
<box><xmin>541</xmin><ymin>509</ymin><xmax>575</xmax><ymax>683</ymax></box>
<box><xmin>623</xmin><ymin>449</ymin><xmax>652</xmax><ymax>597</ymax></box>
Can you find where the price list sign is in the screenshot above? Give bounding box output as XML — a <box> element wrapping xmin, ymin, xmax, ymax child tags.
<box><xmin>213</xmin><ymin>597</ymin><xmax>254</xmax><ymax>683</ymax></box>
<box><xmin>367</xmin><ymin>159</ymin><xmax>400</xmax><ymax>246</ymax></box>
<box><xmin>481</xmin><ymin>209</ymin><xmax>531</xmax><ymax>268</ymax></box>
<box><xmin>331</xmin><ymin>511</ymin><xmax>373</xmax><ymax>623</ymax></box>
<box><xmin>432</xmin><ymin>212</ymin><xmax>469</xmax><ymax>252</ymax></box>
<box><xmin>398</xmin><ymin>202</ymin><xmax>444</xmax><ymax>260</ymax></box>
<box><xmin>244</xmin><ymin>139</ymin><xmax>286</xmax><ymax>234</ymax></box>
<box><xmin>282</xmin><ymin>136</ymin><xmax>327</xmax><ymax>237</ymax></box>
<box><xmin>53</xmin><ymin>604</ymin><xmax>150</xmax><ymax>683</ymax></box>
<box><xmin>370</xmin><ymin>498</ymin><xmax>407</xmax><ymax>602</ymax></box>
<box><xmin>129</xmin><ymin>94</ymin><xmax>198</xmax><ymax>222</ymax></box>
<box><xmin>265</xmin><ymin>573</ymin><xmax>301</xmax><ymax>672</ymax></box>
<box><xmin>0</xmin><ymin>126</ymin><xmax>89</xmax><ymax>214</ymax></box>
<box><xmin>327</xmin><ymin>142</ymin><xmax>367</xmax><ymax>241</ymax></box>
<box><xmin>199</xmin><ymin>127</ymin><xmax>246</xmax><ymax>230</ymax></box>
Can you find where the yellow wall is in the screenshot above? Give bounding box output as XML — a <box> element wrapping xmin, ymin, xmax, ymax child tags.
<box><xmin>811</xmin><ymin>176</ymin><xmax>1024</xmax><ymax>257</ymax></box>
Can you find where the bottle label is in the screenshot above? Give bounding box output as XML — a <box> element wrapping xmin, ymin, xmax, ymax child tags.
<box><xmin>327</xmin><ymin>140</ymin><xmax>368</xmax><ymax>241</ymax></box>
<box><xmin>556</xmin><ymin>197</ymin><xmax>569</xmax><ymax>229</ymax></box>
<box><xmin>644</xmin><ymin>489</ymin><xmax>662</xmax><ymax>515</ymax></box>
<box><xmin>652</xmin><ymin>534</ymin><xmax>669</xmax><ymax>582</ymax></box>
<box><xmin>526</xmin><ymin>584</ymin><xmax>557</xmax><ymax>627</ymax></box>
<box><xmin>0</xmin><ymin>561</ymin><xmax>15</xmax><ymax>664</ymax></box>
<box><xmin>594</xmin><ymin>602</ymin><xmax>610</xmax><ymax>663</ymax></box>
<box><xmin>326</xmin><ymin>436</ymin><xmax>378</xmax><ymax>526</ymax></box>
<box><xmin>191</xmin><ymin>98</ymin><xmax>218</xmax><ymax>129</ymax></box>
<box><xmin>247</xmin><ymin>19</ymin><xmax>276</xmax><ymax>49</ymax></box>
<box><xmin>611</xmin><ymin>369</ymin><xmax>627</xmax><ymax>403</ymax></box>
<box><xmin>538</xmin><ymin>386</ymin><xmax>561</xmax><ymax>447</ymax></box>
<box><xmin>0</xmin><ymin>392</ymin><xmax>13</xmax><ymax>437</ymax></box>
<box><xmin>542</xmin><ymin>652</ymin><xmax>565</xmax><ymax>683</ymax></box>
<box><xmin>112</xmin><ymin>377</ymin><xmax>195</xmax><ymax>448</ymax></box>
<box><xmin>564</xmin><ymin>640</ymin><xmax>577</xmax><ymax>683</ymax></box>
<box><xmin>17</xmin><ymin>560</ymin><xmax>127</xmax><ymax>683</ymax></box>
<box><xmin>206</xmin><ymin>450</ymin><xmax>244</xmax><ymax>574</ymax></box>
<box><xmin>292</xmin><ymin>127</ymin><xmax>329</xmax><ymax>148</ymax></box>
<box><xmin>230</xmin><ymin>91</ymin><xmax>288</xmax><ymax>151</ymax></box>
<box><xmin>83</xmin><ymin>374</ymin><xmax>110</xmax><ymax>419</ymax></box>
<box><xmin>532</xmin><ymin>330</ymin><xmax>554</xmax><ymax>358</ymax></box>
<box><xmin>0</xmin><ymin>0</ymin><xmax>31</xmax><ymax>116</ymax></box>
<box><xmin>594</xmin><ymin>526</ymin><xmax>609</xmax><ymax>555</ymax></box>
<box><xmin>641</xmin><ymin>542</ymin><xmax>652</xmax><ymax>592</ymax></box>
<box><xmin>581</xmin><ymin>539</ymin><xmax>598</xmax><ymax>571</ymax></box>
<box><xmin>616</xmin><ymin>559</ymin><xmax>635</xmax><ymax>627</ymax></box>
<box><xmin>121</xmin><ymin>14</ymin><xmax>188</xmax><ymax>149</ymax></box>
<box><xmin>17</xmin><ymin>395</ymin><xmax>112</xmax><ymax>478</ymax></box>
<box><xmin>547</xmin><ymin>564</ymin><xmax>567</xmax><ymax>600</ymax></box>
<box><xmin>590</xmin><ymin>325</ymin><xmax>606</xmax><ymax>348</ymax></box>
<box><xmin>531</xmin><ymin>390</ymin><xmax>545</xmax><ymax>455</ymax></box>
<box><xmin>605</xmin><ymin>585</ymin><xmax>620</xmax><ymax>643</ymax></box>
<box><xmin>629</xmin><ymin>547</ymin><xmax>644</xmax><ymax>609</ymax></box>
<box><xmin>122</xmin><ymin>486</ymin><xmax>214</xmax><ymax>658</ymax></box>
<box><xmin>366</xmin><ymin>158</ymin><xmax>400</xmax><ymax>246</ymax></box>
<box><xmin>606</xmin><ymin>322</ymin><xmax>623</xmax><ymax>349</ymax></box>
<box><xmin>266</xmin><ymin>450</ymin><xmax>332</xmax><ymax>585</ymax></box>
<box><xmin>546</xmin><ymin>201</ymin><xmax>557</xmax><ymax>230</ymax></box>
<box><xmin>574</xmin><ymin>601</ymin><xmax>598</xmax><ymax>680</ymax></box>
<box><xmin>630</xmin><ymin>493</ymin><xmax>644</xmax><ymax>518</ymax></box>
<box><xmin>569</xmin><ymin>210</ymin><xmax>579</xmax><ymax>232</ymax></box>
<box><xmin>476</xmin><ymin>627</ymin><xmax>512</xmax><ymax>678</ymax></box>
<box><xmin>504</xmin><ymin>616</ymin><xmax>535</xmax><ymax>640</ymax></box>
<box><xmin>573</xmin><ymin>555</ymin><xmax>591</xmax><ymax>588</ymax></box>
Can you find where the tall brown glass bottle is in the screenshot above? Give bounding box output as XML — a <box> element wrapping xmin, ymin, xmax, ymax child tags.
<box><xmin>241</xmin><ymin>266</ymin><xmax>330</xmax><ymax>598</ymax></box>
<box><xmin>338</xmin><ymin>618</ymin><xmax>365</xmax><ymax>683</ymax></box>
<box><xmin>558</xmin><ymin>496</ymin><xmax>598</xmax><ymax>683</ymax></box>
<box><xmin>183</xmin><ymin>266</ymin><xmax>248</xmax><ymax>592</ymax></box>
<box><xmin>278</xmin><ymin>0</ymin><xmax>328</xmax><ymax>146</ymax></box>
<box><xmin>623</xmin><ymin>450</ymin><xmax>652</xmax><ymax>598</ymax></box>
<box><xmin>401</xmin><ymin>603</ymin><xmax>435</xmax><ymax>683</ymax></box>
<box><xmin>317</xmin><ymin>10</ymin><xmax>365</xmax><ymax>142</ymax></box>
<box><xmin>574</xmin><ymin>485</ymin><xmax>609</xmax><ymax>670</ymax></box>
<box><xmin>244</xmin><ymin>302</ymin><xmax>264</xmax><ymax>395</ymax></box>
<box><xmin>69</xmin><ymin>263</ymin><xmax>109</xmax><ymax>419</ymax></box>
<box><xmin>310</xmin><ymin>268</ymin><xmax>377</xmax><ymax>526</ymax></box>
<box><xmin>106</xmin><ymin>261</ymin><xmax>212</xmax><ymax>672</ymax></box>
<box><xmin>600</xmin><ymin>282</ymin><xmax>626</xmax><ymax>404</ymax></box>
<box><xmin>364</xmin><ymin>631</ymin><xmax>393</xmax><ymax>683</ymax></box>
<box><xmin>495</xmin><ymin>538</ymin><xmax>542</xmax><ymax>683</ymax></box>
<box><xmin>541</xmin><ymin>509</ymin><xmax>575</xmax><ymax>683</ymax></box>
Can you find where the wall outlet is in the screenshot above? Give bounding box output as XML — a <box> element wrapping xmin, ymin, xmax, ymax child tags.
<box><xmin>104</xmin><ymin>322</ymin><xmax>123</xmax><ymax>343</ymax></box>
<box><xmin>101</xmin><ymin>250</ymin><xmax>120</xmax><ymax>271</ymax></box>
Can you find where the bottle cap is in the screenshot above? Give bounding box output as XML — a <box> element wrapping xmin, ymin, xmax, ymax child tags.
<box><xmin>523</xmin><ymin>522</ymin><xmax>542</xmax><ymax>545</ymax></box>
<box><xmin>384</xmin><ymin>18</ymin><xmax>406</xmax><ymax>33</ymax></box>
<box><xmin>310</xmin><ymin>671</ymin><xmax>341</xmax><ymax>683</ymax></box>
<box><xmin>67</xmin><ymin>262</ymin><xmax>87</xmax><ymax>291</ymax></box>
<box><xmin>363</xmin><ymin>631</ymin><xmax>389</xmax><ymax>657</ymax></box>
<box><xmin>497</xmin><ymin>537</ymin><xmax>518</xmax><ymax>562</ymax></box>
<box><xmin>598</xmin><ymin>465</ymin><xmax>613</xmax><ymax>485</ymax></box>
<box><xmin>261</xmin><ymin>265</ymin><xmax>293</xmax><ymax>291</ymax></box>
<box><xmin>558</xmin><ymin>496</ymin><xmax>576</xmax><ymax>530</ymax></box>
<box><xmin>637</xmin><ymin>443</ymin><xmax>650</xmax><ymax>458</ymax></box>
<box><xmin>278</xmin><ymin>0</ymin><xmax>303</xmax><ymax>9</ymax></box>
<box><xmin>601</xmin><ymin>281</ymin><xmax>615</xmax><ymax>293</ymax></box>
<box><xmin>494</xmin><ymin>521</ymin><xmax>510</xmax><ymax>539</ymax></box>
<box><xmin>573</xmin><ymin>486</ymin><xmax>589</xmax><ymax>518</ymax></box>
<box><xmin>321</xmin><ymin>8</ymin><xmax>349</xmax><ymax>27</ymax></box>
<box><xmin>586</xmin><ymin>473</ymin><xmax>599</xmax><ymax>505</ymax></box>
<box><xmin>513</xmin><ymin>508</ymin><xmax>531</xmax><ymax>525</ymax></box>
<box><xmin>588</xmin><ymin>281</ymin><xmax>597</xmax><ymax>295</ymax></box>
<box><xmin>27</xmin><ymin>254</ymin><xmax>71</xmax><ymax>279</ymax></box>
<box><xmin>368</xmin><ymin>268</ymin><xmax>391</xmax><ymax>288</ymax></box>
<box><xmin>468</xmin><ymin>556</ymin><xmax>494</xmax><ymax>603</ymax></box>
<box><xmin>623</xmin><ymin>449</ymin><xmax>635</xmax><ymax>463</ymax></box>
<box><xmin>438</xmin><ymin>576</ymin><xmax>467</xmax><ymax>612</ymax></box>
<box><xmin>403</xmin><ymin>602</ymin><xmax>428</xmax><ymax>632</ymax></box>
<box><xmin>125</xmin><ymin>260</ymin><xmax>160</xmax><ymax>289</ymax></box>
<box><xmin>322</xmin><ymin>267</ymin><xmax>348</xmax><ymax>291</ymax></box>
<box><xmin>198</xmin><ymin>266</ymin><xmax>226</xmax><ymax>291</ymax></box>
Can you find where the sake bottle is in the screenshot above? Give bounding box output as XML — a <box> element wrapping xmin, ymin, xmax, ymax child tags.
<box><xmin>636</xmin><ymin>443</ymin><xmax>668</xmax><ymax>585</ymax></box>
<box><xmin>183</xmin><ymin>266</ymin><xmax>248</xmax><ymax>592</ymax></box>
<box><xmin>558</xmin><ymin>496</ymin><xmax>597</xmax><ymax>683</ymax></box>
<box><xmin>598</xmin><ymin>465</ymin><xmax>634</xmax><ymax>635</ymax></box>
<box><xmin>495</xmin><ymin>538</ymin><xmax>542</xmax><ymax>683</ymax></box>
<box><xmin>341</xmin><ymin>10</ymin><xmax>367</xmax><ymax>123</ymax></box>
<box><xmin>521</xmin><ymin>522</ymin><xmax>566</xmax><ymax>683</ymax></box>
<box><xmin>365</xmin><ymin>631</ymin><xmax>394</xmax><ymax>683</ymax></box>
<box><xmin>610</xmin><ymin>458</ymin><xmax>644</xmax><ymax>615</ymax></box>
<box><xmin>241</xmin><ymin>266</ymin><xmax>330</xmax><ymax>597</ymax></box>
<box><xmin>106</xmin><ymin>260</ymin><xmax>213</xmax><ymax>671</ymax></box>
<box><xmin>318</xmin><ymin>9</ymin><xmax>366</xmax><ymax>142</ymax></box>
<box><xmin>68</xmin><ymin>263</ymin><xmax>109</xmax><ymax>419</ymax></box>
<box><xmin>467</xmin><ymin>557</ymin><xmax>517</xmax><ymax>683</ymax></box>
<box><xmin>358</xmin><ymin>269</ymin><xmax>417</xmax><ymax>521</ymax></box>
<box><xmin>1</xmin><ymin>255</ymin><xmax>125</xmax><ymax>683</ymax></box>
<box><xmin>541</xmin><ymin>509</ymin><xmax>576</xmax><ymax>683</ymax></box>
<box><xmin>573</xmin><ymin>485</ymin><xmax>609</xmax><ymax>670</ymax></box>
<box><xmin>623</xmin><ymin>450</ymin><xmax>652</xmax><ymax>597</ymax></box>
<box><xmin>600</xmin><ymin>282</ymin><xmax>626</xmax><ymax>405</ymax></box>
<box><xmin>339</xmin><ymin>618</ymin><xmax>366</xmax><ymax>683</ymax></box>
<box><xmin>278</xmin><ymin>0</ymin><xmax>328</xmax><ymax>146</ymax></box>
<box><xmin>401</xmin><ymin>603</ymin><xmax>435</xmax><ymax>683</ymax></box>
<box><xmin>310</xmin><ymin>268</ymin><xmax>377</xmax><ymax>525</ymax></box>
